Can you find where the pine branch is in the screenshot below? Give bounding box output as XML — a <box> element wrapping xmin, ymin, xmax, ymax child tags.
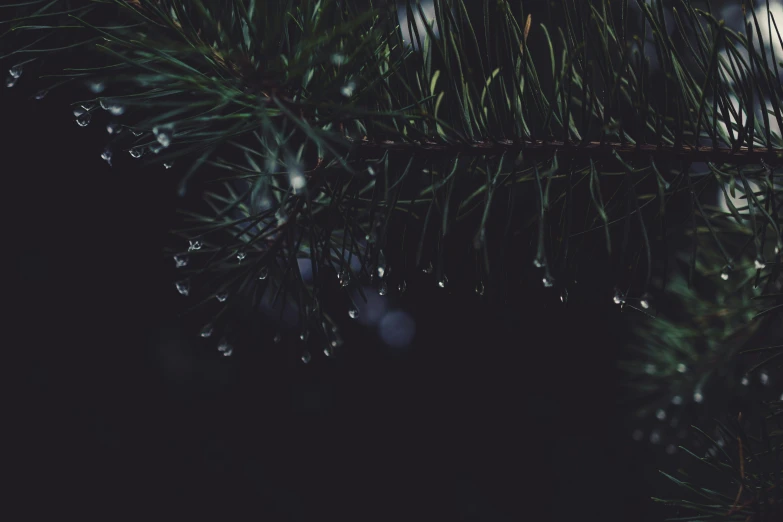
<box><xmin>3</xmin><ymin>1</ymin><xmax>782</xmax><ymax>519</ymax></box>
<box><xmin>348</xmin><ymin>138</ymin><xmax>783</xmax><ymax>164</ymax></box>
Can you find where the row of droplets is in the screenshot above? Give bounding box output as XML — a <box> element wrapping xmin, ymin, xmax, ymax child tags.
<box><xmin>632</xmin><ymin>366</ymin><xmax>781</xmax><ymax>453</ymax></box>
<box><xmin>200</xmin><ymin>311</ymin><xmax>343</xmax><ymax>364</ymax></box>
<box><xmin>175</xmin><ymin>236</ymin><xmax>781</xmax><ymax>315</ymax></box>
<box><xmin>66</xmin><ymin>78</ymin><xmax>177</xmax><ymax>167</ymax></box>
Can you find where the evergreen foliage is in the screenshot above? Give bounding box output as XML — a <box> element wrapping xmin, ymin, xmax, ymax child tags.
<box><xmin>3</xmin><ymin>1</ymin><xmax>781</xmax><ymax>519</ymax></box>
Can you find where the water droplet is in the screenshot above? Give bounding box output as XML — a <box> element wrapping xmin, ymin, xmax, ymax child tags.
<box><xmin>438</xmin><ymin>275</ymin><xmax>448</xmax><ymax>288</ymax></box>
<box><xmin>542</xmin><ymin>275</ymin><xmax>553</xmax><ymax>288</ymax></box>
<box><xmin>164</xmin><ymin>162</ymin><xmax>173</xmax><ymax>169</ymax></box>
<box><xmin>367</xmin><ymin>165</ymin><xmax>376</xmax><ymax>177</ymax></box>
<box><xmin>677</xmin><ymin>363</ymin><xmax>687</xmax><ymax>373</ymax></box>
<box><xmin>650</xmin><ymin>430</ymin><xmax>661</xmax><ymax>444</ymax></box>
<box><xmin>671</xmin><ymin>395</ymin><xmax>683</xmax><ymax>405</ymax></box>
<box><xmin>754</xmin><ymin>258</ymin><xmax>766</xmax><ymax>270</ymax></box>
<box><xmin>34</xmin><ymin>89</ymin><xmax>47</xmax><ymax>100</ymax></box>
<box><xmin>632</xmin><ymin>429</ymin><xmax>644</xmax><ymax>441</ymax></box>
<box><xmin>258</xmin><ymin>266</ymin><xmax>269</xmax><ymax>280</ymax></box>
<box><xmin>422</xmin><ymin>262</ymin><xmax>433</xmax><ymax>274</ymax></box>
<box><xmin>215</xmin><ymin>292</ymin><xmax>228</xmax><ymax>303</ymax></box>
<box><xmin>533</xmin><ymin>257</ymin><xmax>545</xmax><ymax>268</ymax></box>
<box><xmin>301</xmin><ymin>350</ymin><xmax>311</xmax><ymax>364</ymax></box>
<box><xmin>108</xmin><ymin>103</ymin><xmax>125</xmax><ymax>116</ymax></box>
<box><xmin>398</xmin><ymin>280</ymin><xmax>407</xmax><ymax>294</ymax></box>
<box><xmin>376</xmin><ymin>251</ymin><xmax>387</xmax><ymax>279</ymax></box>
<box><xmin>348</xmin><ymin>308</ymin><xmax>359</xmax><ymax>319</ymax></box>
<box><xmin>9</xmin><ymin>64</ymin><xmax>23</xmax><ymax>79</ymax></box>
<box><xmin>88</xmin><ymin>80</ymin><xmax>105</xmax><ymax>93</ymax></box>
<box><xmin>236</xmin><ymin>252</ymin><xmax>246</xmax><ymax>262</ymax></box>
<box><xmin>323</xmin><ymin>346</ymin><xmax>333</xmax><ymax>357</ymax></box>
<box><xmin>338</xmin><ymin>269</ymin><xmax>350</xmax><ymax>287</ymax></box>
<box><xmin>174</xmin><ymin>254</ymin><xmax>188</xmax><ymax>268</ymax></box>
<box><xmin>299</xmin><ymin>330</ymin><xmax>309</xmax><ymax>342</ymax></box>
<box><xmin>720</xmin><ymin>265</ymin><xmax>731</xmax><ymax>280</ymax></box>
<box><xmin>75</xmin><ymin>111</ymin><xmax>92</xmax><ymax>127</ymax></box>
<box><xmin>289</xmin><ymin>169</ymin><xmax>306</xmax><ymax>192</ymax></box>
<box><xmin>101</xmin><ymin>149</ymin><xmax>112</xmax><ymax>164</ymax></box>
<box><xmin>129</xmin><ymin>148</ymin><xmax>142</xmax><ymax>159</ymax></box>
<box><xmin>273</xmin><ymin>333</ymin><xmax>282</xmax><ymax>344</ymax></box>
<box><xmin>5</xmin><ymin>76</ymin><xmax>16</xmax><ymax>88</ymax></box>
<box><xmin>218</xmin><ymin>340</ymin><xmax>233</xmax><ymax>356</ymax></box>
<box><xmin>200</xmin><ymin>323</ymin><xmax>213</xmax><ymax>338</ymax></box>
<box><xmin>175</xmin><ymin>280</ymin><xmax>190</xmax><ymax>296</ymax></box>
<box><xmin>331</xmin><ymin>53</ymin><xmax>348</xmax><ymax>65</ymax></box>
<box><xmin>188</xmin><ymin>240</ymin><xmax>202</xmax><ymax>252</ymax></box>
<box><xmin>106</xmin><ymin>122</ymin><xmax>121</xmax><ymax>135</ymax></box>
<box><xmin>476</xmin><ymin>281</ymin><xmax>485</xmax><ymax>296</ymax></box>
<box><xmin>665</xmin><ymin>444</ymin><xmax>677</xmax><ymax>455</ymax></box>
<box><xmin>341</xmin><ymin>80</ymin><xmax>356</xmax><ymax>97</ymax></box>
<box><xmin>656</xmin><ymin>408</ymin><xmax>666</xmax><ymax>421</ymax></box>
<box><xmin>775</xmin><ymin>242</ymin><xmax>782</xmax><ymax>255</ymax></box>
<box><xmin>640</xmin><ymin>293</ymin><xmax>651</xmax><ymax>309</ymax></box>
<box><xmin>741</xmin><ymin>376</ymin><xmax>749</xmax><ymax>386</ymax></box>
<box><xmin>693</xmin><ymin>390</ymin><xmax>704</xmax><ymax>403</ymax></box>
<box><xmin>645</xmin><ymin>363</ymin><xmax>657</xmax><ymax>375</ymax></box>
<box><xmin>760</xmin><ymin>371</ymin><xmax>769</xmax><ymax>385</ymax></box>
<box><xmin>378</xmin><ymin>281</ymin><xmax>388</xmax><ymax>295</ymax></box>
<box><xmin>613</xmin><ymin>289</ymin><xmax>625</xmax><ymax>305</ymax></box>
<box><xmin>153</xmin><ymin>124</ymin><xmax>174</xmax><ymax>148</ymax></box>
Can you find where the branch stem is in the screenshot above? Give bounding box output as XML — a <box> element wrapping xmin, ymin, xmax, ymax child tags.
<box><xmin>348</xmin><ymin>139</ymin><xmax>783</xmax><ymax>165</ymax></box>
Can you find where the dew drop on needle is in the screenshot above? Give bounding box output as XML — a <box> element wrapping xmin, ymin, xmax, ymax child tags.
<box><xmin>153</xmin><ymin>124</ymin><xmax>174</xmax><ymax>148</ymax></box>
<box><xmin>175</xmin><ymin>280</ymin><xmax>190</xmax><ymax>296</ymax></box>
<box><xmin>76</xmin><ymin>112</ymin><xmax>92</xmax><ymax>127</ymax></box>
<box><xmin>200</xmin><ymin>324</ymin><xmax>213</xmax><ymax>338</ymax></box>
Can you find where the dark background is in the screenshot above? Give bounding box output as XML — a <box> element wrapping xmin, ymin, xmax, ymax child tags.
<box><xmin>5</xmin><ymin>83</ymin><xmax>678</xmax><ymax>521</ymax></box>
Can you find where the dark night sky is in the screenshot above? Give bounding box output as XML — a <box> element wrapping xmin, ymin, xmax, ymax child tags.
<box><xmin>7</xmin><ymin>71</ymin><xmax>673</xmax><ymax>522</ymax></box>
